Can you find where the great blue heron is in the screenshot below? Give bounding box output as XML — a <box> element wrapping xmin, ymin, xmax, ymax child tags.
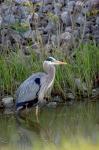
<box><xmin>15</xmin><ymin>57</ymin><xmax>67</xmax><ymax>119</ymax></box>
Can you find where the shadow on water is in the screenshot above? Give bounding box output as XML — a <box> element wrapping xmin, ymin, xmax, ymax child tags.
<box><xmin>0</xmin><ymin>101</ymin><xmax>99</xmax><ymax>149</ymax></box>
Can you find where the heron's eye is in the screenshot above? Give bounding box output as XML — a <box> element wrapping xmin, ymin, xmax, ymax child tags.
<box><xmin>46</xmin><ymin>57</ymin><xmax>55</xmax><ymax>62</ymax></box>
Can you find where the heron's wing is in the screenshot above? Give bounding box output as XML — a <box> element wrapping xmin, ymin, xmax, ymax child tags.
<box><xmin>16</xmin><ymin>72</ymin><xmax>46</xmax><ymax>106</ymax></box>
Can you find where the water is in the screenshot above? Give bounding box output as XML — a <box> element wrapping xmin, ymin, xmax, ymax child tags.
<box><xmin>0</xmin><ymin>101</ymin><xmax>99</xmax><ymax>150</ymax></box>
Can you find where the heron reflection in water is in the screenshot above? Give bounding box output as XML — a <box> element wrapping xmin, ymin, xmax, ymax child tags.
<box><xmin>15</xmin><ymin>57</ymin><xmax>67</xmax><ymax>121</ymax></box>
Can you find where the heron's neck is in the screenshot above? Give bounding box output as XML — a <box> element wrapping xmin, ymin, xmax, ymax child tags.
<box><xmin>43</xmin><ymin>63</ymin><xmax>56</xmax><ymax>80</ymax></box>
<box><xmin>48</xmin><ymin>65</ymin><xmax>55</xmax><ymax>78</ymax></box>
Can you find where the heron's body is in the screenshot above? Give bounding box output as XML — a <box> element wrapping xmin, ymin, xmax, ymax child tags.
<box><xmin>15</xmin><ymin>57</ymin><xmax>67</xmax><ymax>113</ymax></box>
<box><xmin>16</xmin><ymin>62</ymin><xmax>55</xmax><ymax>111</ymax></box>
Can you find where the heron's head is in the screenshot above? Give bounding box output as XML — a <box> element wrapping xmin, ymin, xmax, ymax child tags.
<box><xmin>44</xmin><ymin>57</ymin><xmax>67</xmax><ymax>66</ymax></box>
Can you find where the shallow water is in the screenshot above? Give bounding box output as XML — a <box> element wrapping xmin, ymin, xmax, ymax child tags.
<box><xmin>0</xmin><ymin>101</ymin><xmax>99</xmax><ymax>150</ymax></box>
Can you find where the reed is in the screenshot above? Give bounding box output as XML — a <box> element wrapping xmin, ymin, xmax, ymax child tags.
<box><xmin>0</xmin><ymin>44</ymin><xmax>99</xmax><ymax>98</ymax></box>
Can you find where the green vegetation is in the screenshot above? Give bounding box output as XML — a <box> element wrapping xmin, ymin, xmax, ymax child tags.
<box><xmin>10</xmin><ymin>22</ymin><xmax>29</xmax><ymax>33</ymax></box>
<box><xmin>55</xmin><ymin>43</ymin><xmax>99</xmax><ymax>97</ymax></box>
<box><xmin>0</xmin><ymin>43</ymin><xmax>99</xmax><ymax>98</ymax></box>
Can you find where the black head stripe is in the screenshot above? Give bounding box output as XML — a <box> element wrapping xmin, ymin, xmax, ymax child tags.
<box><xmin>46</xmin><ymin>57</ymin><xmax>55</xmax><ymax>62</ymax></box>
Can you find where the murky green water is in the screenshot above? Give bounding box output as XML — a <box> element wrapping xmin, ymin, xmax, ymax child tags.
<box><xmin>0</xmin><ymin>101</ymin><xmax>99</xmax><ymax>150</ymax></box>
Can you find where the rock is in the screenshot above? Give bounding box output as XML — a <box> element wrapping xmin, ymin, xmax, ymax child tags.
<box><xmin>64</xmin><ymin>92</ymin><xmax>75</xmax><ymax>105</ymax></box>
<box><xmin>2</xmin><ymin>96</ymin><xmax>14</xmax><ymax>108</ymax></box>
<box><xmin>82</xmin><ymin>0</ymin><xmax>92</xmax><ymax>15</ymax></box>
<box><xmin>31</xmin><ymin>0</ymin><xmax>41</xmax><ymax>3</ymax></box>
<box><xmin>60</xmin><ymin>32</ymin><xmax>72</xmax><ymax>42</ymax></box>
<box><xmin>3</xmin><ymin>14</ymin><xmax>15</xmax><ymax>24</ymax></box>
<box><xmin>92</xmin><ymin>88</ymin><xmax>99</xmax><ymax>98</ymax></box>
<box><xmin>0</xmin><ymin>16</ymin><xmax>2</xmax><ymax>27</ymax></box>
<box><xmin>0</xmin><ymin>101</ymin><xmax>4</xmax><ymax>109</ymax></box>
<box><xmin>67</xmin><ymin>93</ymin><xmax>75</xmax><ymax>100</ymax></box>
<box><xmin>0</xmin><ymin>28</ymin><xmax>23</xmax><ymax>51</ymax></box>
<box><xmin>76</xmin><ymin>14</ymin><xmax>85</xmax><ymax>26</ymax></box>
<box><xmin>43</xmin><ymin>0</ymin><xmax>53</xmax><ymax>5</ymax></box>
<box><xmin>54</xmin><ymin>3</ymin><xmax>62</xmax><ymax>16</ymax></box>
<box><xmin>52</xmin><ymin>96</ymin><xmax>61</xmax><ymax>103</ymax></box>
<box><xmin>44</xmin><ymin>21</ymin><xmax>55</xmax><ymax>33</ymax></box>
<box><xmin>51</xmin><ymin>34</ymin><xmax>57</xmax><ymax>46</ymax></box>
<box><xmin>73</xmin><ymin>29</ymin><xmax>80</xmax><ymax>39</ymax></box>
<box><xmin>58</xmin><ymin>0</ymin><xmax>65</xmax><ymax>6</ymax></box>
<box><xmin>42</xmin><ymin>34</ymin><xmax>49</xmax><ymax>44</ymax></box>
<box><xmin>14</xmin><ymin>5</ymin><xmax>29</xmax><ymax>22</ymax></box>
<box><xmin>61</xmin><ymin>11</ymin><xmax>72</xmax><ymax>26</ymax></box>
<box><xmin>24</xmin><ymin>30</ymin><xmax>36</xmax><ymax>41</ymax></box>
<box><xmin>65</xmin><ymin>26</ymin><xmax>72</xmax><ymax>33</ymax></box>
<box><xmin>91</xmin><ymin>0</ymin><xmax>99</xmax><ymax>7</ymax></box>
<box><xmin>75</xmin><ymin>78</ymin><xmax>87</xmax><ymax>92</ymax></box>
<box><xmin>76</xmin><ymin>0</ymin><xmax>84</xmax><ymax>8</ymax></box>
<box><xmin>32</xmin><ymin>42</ymin><xmax>39</xmax><ymax>49</ymax></box>
<box><xmin>96</xmin><ymin>17</ymin><xmax>99</xmax><ymax>25</ymax></box>
<box><xmin>92</xmin><ymin>25</ymin><xmax>99</xmax><ymax>43</ymax></box>
<box><xmin>41</xmin><ymin>4</ymin><xmax>53</xmax><ymax>13</ymax></box>
<box><xmin>15</xmin><ymin>0</ymin><xmax>28</xmax><ymax>3</ymax></box>
<box><xmin>4</xmin><ymin>108</ymin><xmax>14</xmax><ymax>115</ymax></box>
<box><xmin>47</xmin><ymin>102</ymin><xmax>57</xmax><ymax>108</ymax></box>
<box><xmin>45</xmin><ymin>43</ymin><xmax>52</xmax><ymax>52</ymax></box>
<box><xmin>60</xmin><ymin>32</ymin><xmax>73</xmax><ymax>55</ymax></box>
<box><xmin>67</xmin><ymin>1</ymin><xmax>75</xmax><ymax>13</ymax></box>
<box><xmin>22</xmin><ymin>46</ymin><xmax>31</xmax><ymax>55</ymax></box>
<box><xmin>31</xmin><ymin>0</ymin><xmax>52</xmax><ymax>5</ymax></box>
<box><xmin>0</xmin><ymin>0</ymin><xmax>4</xmax><ymax>4</ymax></box>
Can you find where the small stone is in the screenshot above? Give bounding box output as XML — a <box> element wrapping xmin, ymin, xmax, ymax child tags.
<box><xmin>96</xmin><ymin>17</ymin><xmax>99</xmax><ymax>25</ymax></box>
<box><xmin>45</xmin><ymin>43</ymin><xmax>52</xmax><ymax>52</ymax></box>
<box><xmin>0</xmin><ymin>101</ymin><xmax>4</xmax><ymax>109</ymax></box>
<box><xmin>15</xmin><ymin>0</ymin><xmax>28</xmax><ymax>3</ymax></box>
<box><xmin>43</xmin><ymin>0</ymin><xmax>52</xmax><ymax>5</ymax></box>
<box><xmin>75</xmin><ymin>78</ymin><xmax>87</xmax><ymax>92</ymax></box>
<box><xmin>53</xmin><ymin>96</ymin><xmax>61</xmax><ymax>102</ymax></box>
<box><xmin>91</xmin><ymin>0</ymin><xmax>99</xmax><ymax>7</ymax></box>
<box><xmin>67</xmin><ymin>93</ymin><xmax>75</xmax><ymax>100</ymax></box>
<box><xmin>61</xmin><ymin>11</ymin><xmax>72</xmax><ymax>26</ymax></box>
<box><xmin>76</xmin><ymin>14</ymin><xmax>85</xmax><ymax>26</ymax></box>
<box><xmin>4</xmin><ymin>108</ymin><xmax>14</xmax><ymax>115</ymax></box>
<box><xmin>60</xmin><ymin>32</ymin><xmax>72</xmax><ymax>42</ymax></box>
<box><xmin>47</xmin><ymin>102</ymin><xmax>57</xmax><ymax>108</ymax></box>
<box><xmin>67</xmin><ymin>1</ymin><xmax>75</xmax><ymax>13</ymax></box>
<box><xmin>24</xmin><ymin>30</ymin><xmax>36</xmax><ymax>42</ymax></box>
<box><xmin>2</xmin><ymin>96</ymin><xmax>14</xmax><ymax>108</ymax></box>
<box><xmin>54</xmin><ymin>3</ymin><xmax>62</xmax><ymax>15</ymax></box>
<box><xmin>82</xmin><ymin>0</ymin><xmax>92</xmax><ymax>14</ymax></box>
<box><xmin>51</xmin><ymin>34</ymin><xmax>57</xmax><ymax>46</ymax></box>
<box><xmin>92</xmin><ymin>88</ymin><xmax>99</xmax><ymax>98</ymax></box>
<box><xmin>58</xmin><ymin>0</ymin><xmax>65</xmax><ymax>6</ymax></box>
<box><xmin>0</xmin><ymin>16</ymin><xmax>2</xmax><ymax>27</ymax></box>
<box><xmin>3</xmin><ymin>14</ymin><xmax>15</xmax><ymax>24</ymax></box>
<box><xmin>65</xmin><ymin>26</ymin><xmax>72</xmax><ymax>33</ymax></box>
<box><xmin>76</xmin><ymin>1</ymin><xmax>84</xmax><ymax>7</ymax></box>
<box><xmin>44</xmin><ymin>21</ymin><xmax>55</xmax><ymax>33</ymax></box>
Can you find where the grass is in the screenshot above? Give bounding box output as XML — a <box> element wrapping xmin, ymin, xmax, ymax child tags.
<box><xmin>0</xmin><ymin>51</ymin><xmax>42</xmax><ymax>96</ymax></box>
<box><xmin>54</xmin><ymin>43</ymin><xmax>99</xmax><ymax>97</ymax></box>
<box><xmin>0</xmin><ymin>43</ymin><xmax>99</xmax><ymax>98</ymax></box>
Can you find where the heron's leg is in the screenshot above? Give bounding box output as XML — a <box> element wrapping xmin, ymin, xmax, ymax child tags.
<box><xmin>36</xmin><ymin>105</ymin><xmax>39</xmax><ymax>123</ymax></box>
<box><xmin>26</xmin><ymin>104</ymin><xmax>28</xmax><ymax>115</ymax></box>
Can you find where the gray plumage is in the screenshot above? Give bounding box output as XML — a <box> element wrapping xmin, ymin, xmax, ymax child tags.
<box><xmin>15</xmin><ymin>57</ymin><xmax>67</xmax><ymax>111</ymax></box>
<box><xmin>16</xmin><ymin>73</ymin><xmax>45</xmax><ymax>108</ymax></box>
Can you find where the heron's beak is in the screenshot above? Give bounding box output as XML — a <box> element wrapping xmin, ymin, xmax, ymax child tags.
<box><xmin>54</xmin><ymin>61</ymin><xmax>67</xmax><ymax>65</ymax></box>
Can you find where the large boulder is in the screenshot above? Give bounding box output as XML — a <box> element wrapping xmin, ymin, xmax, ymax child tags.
<box><xmin>2</xmin><ymin>96</ymin><xmax>14</xmax><ymax>108</ymax></box>
<box><xmin>61</xmin><ymin>11</ymin><xmax>72</xmax><ymax>26</ymax></box>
